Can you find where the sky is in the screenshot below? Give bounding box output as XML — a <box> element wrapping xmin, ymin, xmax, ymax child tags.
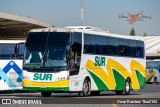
<box><xmin>0</xmin><ymin>0</ymin><xmax>160</xmax><ymax>36</ymax></box>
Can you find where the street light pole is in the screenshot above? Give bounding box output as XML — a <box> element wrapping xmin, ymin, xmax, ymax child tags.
<box><xmin>81</xmin><ymin>0</ymin><xmax>84</xmax><ymax>26</ymax></box>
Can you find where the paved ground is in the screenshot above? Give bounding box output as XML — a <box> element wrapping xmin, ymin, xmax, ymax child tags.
<box><xmin>0</xmin><ymin>84</ymin><xmax>160</xmax><ymax>107</ymax></box>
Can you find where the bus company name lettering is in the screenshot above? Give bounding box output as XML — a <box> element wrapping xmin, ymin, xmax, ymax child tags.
<box><xmin>95</xmin><ymin>56</ymin><xmax>106</xmax><ymax>67</ymax></box>
<box><xmin>33</xmin><ymin>73</ymin><xmax>52</xmax><ymax>81</ymax></box>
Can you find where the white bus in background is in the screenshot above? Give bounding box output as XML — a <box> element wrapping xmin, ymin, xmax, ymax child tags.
<box><xmin>0</xmin><ymin>40</ymin><xmax>25</xmax><ymax>91</ymax></box>
<box><xmin>22</xmin><ymin>26</ymin><xmax>146</xmax><ymax>97</ymax></box>
<box><xmin>146</xmin><ymin>60</ymin><xmax>160</xmax><ymax>84</ymax></box>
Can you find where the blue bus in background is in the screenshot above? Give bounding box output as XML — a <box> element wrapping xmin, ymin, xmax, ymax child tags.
<box><xmin>0</xmin><ymin>40</ymin><xmax>25</xmax><ymax>91</ymax></box>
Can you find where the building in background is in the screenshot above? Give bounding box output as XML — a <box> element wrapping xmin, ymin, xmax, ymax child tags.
<box><xmin>144</xmin><ymin>35</ymin><xmax>160</xmax><ymax>60</ymax></box>
<box><xmin>0</xmin><ymin>12</ymin><xmax>54</xmax><ymax>40</ymax></box>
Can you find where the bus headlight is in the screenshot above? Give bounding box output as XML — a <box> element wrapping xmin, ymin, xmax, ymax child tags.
<box><xmin>23</xmin><ymin>76</ymin><xmax>30</xmax><ymax>80</ymax></box>
<box><xmin>57</xmin><ymin>77</ymin><xmax>68</xmax><ymax>81</ymax></box>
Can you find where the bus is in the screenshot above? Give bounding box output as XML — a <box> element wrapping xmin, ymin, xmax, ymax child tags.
<box><xmin>22</xmin><ymin>26</ymin><xmax>146</xmax><ymax>97</ymax></box>
<box><xmin>0</xmin><ymin>40</ymin><xmax>25</xmax><ymax>91</ymax></box>
<box><xmin>146</xmin><ymin>60</ymin><xmax>160</xmax><ymax>84</ymax></box>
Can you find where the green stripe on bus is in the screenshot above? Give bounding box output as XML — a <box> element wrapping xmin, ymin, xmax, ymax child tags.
<box><xmin>23</xmin><ymin>86</ymin><xmax>69</xmax><ymax>91</ymax></box>
<box><xmin>87</xmin><ymin>70</ymin><xmax>109</xmax><ymax>90</ymax></box>
<box><xmin>146</xmin><ymin>75</ymin><xmax>154</xmax><ymax>83</ymax></box>
<box><xmin>136</xmin><ymin>69</ymin><xmax>145</xmax><ymax>89</ymax></box>
<box><xmin>112</xmin><ymin>69</ymin><xmax>125</xmax><ymax>90</ymax></box>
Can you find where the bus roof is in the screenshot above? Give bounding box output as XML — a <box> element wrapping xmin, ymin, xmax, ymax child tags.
<box><xmin>0</xmin><ymin>40</ymin><xmax>25</xmax><ymax>44</ymax></box>
<box><xmin>29</xmin><ymin>26</ymin><xmax>144</xmax><ymax>41</ymax></box>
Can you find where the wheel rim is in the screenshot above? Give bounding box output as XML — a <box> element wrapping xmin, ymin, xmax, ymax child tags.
<box><xmin>125</xmin><ymin>81</ymin><xmax>130</xmax><ymax>92</ymax></box>
<box><xmin>83</xmin><ymin>82</ymin><xmax>89</xmax><ymax>96</ymax></box>
<box><xmin>154</xmin><ymin>78</ymin><xmax>157</xmax><ymax>83</ymax></box>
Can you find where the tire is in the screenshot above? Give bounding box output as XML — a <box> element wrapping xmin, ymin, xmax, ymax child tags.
<box><xmin>90</xmin><ymin>91</ymin><xmax>100</xmax><ymax>96</ymax></box>
<box><xmin>78</xmin><ymin>79</ymin><xmax>91</xmax><ymax>97</ymax></box>
<box><xmin>124</xmin><ymin>78</ymin><xmax>131</xmax><ymax>95</ymax></box>
<box><xmin>154</xmin><ymin>77</ymin><xmax>158</xmax><ymax>84</ymax></box>
<box><xmin>116</xmin><ymin>90</ymin><xmax>123</xmax><ymax>95</ymax></box>
<box><xmin>41</xmin><ymin>92</ymin><xmax>52</xmax><ymax>97</ymax></box>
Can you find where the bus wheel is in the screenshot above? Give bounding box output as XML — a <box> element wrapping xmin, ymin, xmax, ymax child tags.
<box><xmin>90</xmin><ymin>91</ymin><xmax>100</xmax><ymax>96</ymax></box>
<box><xmin>124</xmin><ymin>78</ymin><xmax>131</xmax><ymax>95</ymax></box>
<box><xmin>116</xmin><ymin>90</ymin><xmax>123</xmax><ymax>95</ymax></box>
<box><xmin>41</xmin><ymin>92</ymin><xmax>52</xmax><ymax>97</ymax></box>
<box><xmin>154</xmin><ymin>77</ymin><xmax>158</xmax><ymax>84</ymax></box>
<box><xmin>78</xmin><ymin>79</ymin><xmax>91</xmax><ymax>97</ymax></box>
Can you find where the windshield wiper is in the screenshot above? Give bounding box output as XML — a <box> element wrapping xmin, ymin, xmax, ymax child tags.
<box><xmin>25</xmin><ymin>63</ymin><xmax>41</xmax><ymax>68</ymax></box>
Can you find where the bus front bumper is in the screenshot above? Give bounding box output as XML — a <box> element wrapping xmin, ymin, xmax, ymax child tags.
<box><xmin>22</xmin><ymin>80</ymin><xmax>69</xmax><ymax>91</ymax></box>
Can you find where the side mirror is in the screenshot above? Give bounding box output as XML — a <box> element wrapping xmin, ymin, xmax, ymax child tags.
<box><xmin>66</xmin><ymin>45</ymin><xmax>71</xmax><ymax>60</ymax></box>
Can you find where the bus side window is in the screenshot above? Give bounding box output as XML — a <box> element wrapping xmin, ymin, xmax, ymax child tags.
<box><xmin>17</xmin><ymin>43</ymin><xmax>25</xmax><ymax>59</ymax></box>
<box><xmin>118</xmin><ymin>39</ymin><xmax>129</xmax><ymax>56</ymax></box>
<box><xmin>84</xmin><ymin>34</ymin><xmax>95</xmax><ymax>54</ymax></box>
<box><xmin>136</xmin><ymin>41</ymin><xmax>144</xmax><ymax>58</ymax></box>
<box><xmin>136</xmin><ymin>47</ymin><xmax>141</xmax><ymax>57</ymax></box>
<box><xmin>95</xmin><ymin>36</ymin><xmax>107</xmax><ymax>55</ymax></box>
<box><xmin>106</xmin><ymin>37</ymin><xmax>118</xmax><ymax>55</ymax></box>
<box><xmin>129</xmin><ymin>40</ymin><xmax>136</xmax><ymax>57</ymax></box>
<box><xmin>69</xmin><ymin>33</ymin><xmax>82</xmax><ymax>75</ymax></box>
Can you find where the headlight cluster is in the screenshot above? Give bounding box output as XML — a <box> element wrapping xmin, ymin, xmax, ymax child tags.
<box><xmin>23</xmin><ymin>76</ymin><xmax>30</xmax><ymax>80</ymax></box>
<box><xmin>57</xmin><ymin>76</ymin><xmax>69</xmax><ymax>81</ymax></box>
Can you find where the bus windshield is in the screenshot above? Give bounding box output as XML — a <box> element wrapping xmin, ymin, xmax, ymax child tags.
<box><xmin>24</xmin><ymin>32</ymin><xmax>70</xmax><ymax>70</ymax></box>
<box><xmin>0</xmin><ymin>44</ymin><xmax>15</xmax><ymax>59</ymax></box>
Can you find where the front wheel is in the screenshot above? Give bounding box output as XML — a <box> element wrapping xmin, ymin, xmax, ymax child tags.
<box><xmin>78</xmin><ymin>79</ymin><xmax>91</xmax><ymax>97</ymax></box>
<box><xmin>124</xmin><ymin>78</ymin><xmax>131</xmax><ymax>95</ymax></box>
<box><xmin>41</xmin><ymin>92</ymin><xmax>52</xmax><ymax>97</ymax></box>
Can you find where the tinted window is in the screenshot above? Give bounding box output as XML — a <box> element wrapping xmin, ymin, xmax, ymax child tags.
<box><xmin>48</xmin><ymin>32</ymin><xmax>70</xmax><ymax>46</ymax></box>
<box><xmin>95</xmin><ymin>36</ymin><xmax>107</xmax><ymax>54</ymax></box>
<box><xmin>83</xmin><ymin>33</ymin><xmax>145</xmax><ymax>58</ymax></box>
<box><xmin>71</xmin><ymin>32</ymin><xmax>82</xmax><ymax>73</ymax></box>
<box><xmin>72</xmin><ymin>32</ymin><xmax>82</xmax><ymax>54</ymax></box>
<box><xmin>0</xmin><ymin>44</ymin><xmax>15</xmax><ymax>59</ymax></box>
<box><xmin>24</xmin><ymin>32</ymin><xmax>71</xmax><ymax>68</ymax></box>
<box><xmin>106</xmin><ymin>37</ymin><xmax>118</xmax><ymax>55</ymax></box>
<box><xmin>129</xmin><ymin>40</ymin><xmax>136</xmax><ymax>57</ymax></box>
<box><xmin>118</xmin><ymin>39</ymin><xmax>129</xmax><ymax>56</ymax></box>
<box><xmin>84</xmin><ymin>34</ymin><xmax>95</xmax><ymax>54</ymax></box>
<box><xmin>17</xmin><ymin>43</ymin><xmax>25</xmax><ymax>59</ymax></box>
<box><xmin>26</xmin><ymin>32</ymin><xmax>48</xmax><ymax>46</ymax></box>
<box><xmin>136</xmin><ymin>41</ymin><xmax>144</xmax><ymax>58</ymax></box>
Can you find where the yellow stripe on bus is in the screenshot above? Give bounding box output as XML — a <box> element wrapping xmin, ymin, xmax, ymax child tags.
<box><xmin>23</xmin><ymin>80</ymin><xmax>69</xmax><ymax>87</ymax></box>
<box><xmin>107</xmin><ymin>58</ymin><xmax>146</xmax><ymax>89</ymax></box>
<box><xmin>146</xmin><ymin>70</ymin><xmax>156</xmax><ymax>81</ymax></box>
<box><xmin>85</xmin><ymin>58</ymin><xmax>146</xmax><ymax>90</ymax></box>
<box><xmin>86</xmin><ymin>60</ymin><xmax>116</xmax><ymax>90</ymax></box>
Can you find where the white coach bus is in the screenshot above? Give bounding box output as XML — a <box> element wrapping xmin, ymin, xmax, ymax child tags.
<box><xmin>22</xmin><ymin>26</ymin><xmax>146</xmax><ymax>97</ymax></box>
<box><xmin>0</xmin><ymin>40</ymin><xmax>25</xmax><ymax>91</ymax></box>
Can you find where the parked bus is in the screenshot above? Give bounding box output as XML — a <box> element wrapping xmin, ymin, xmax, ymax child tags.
<box><xmin>22</xmin><ymin>26</ymin><xmax>146</xmax><ymax>97</ymax></box>
<box><xmin>146</xmin><ymin>60</ymin><xmax>160</xmax><ymax>84</ymax></box>
<box><xmin>0</xmin><ymin>40</ymin><xmax>25</xmax><ymax>91</ymax></box>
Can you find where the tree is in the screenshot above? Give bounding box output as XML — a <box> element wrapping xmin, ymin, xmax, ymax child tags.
<box><xmin>129</xmin><ymin>28</ymin><xmax>136</xmax><ymax>36</ymax></box>
<box><xmin>143</xmin><ymin>32</ymin><xmax>147</xmax><ymax>36</ymax></box>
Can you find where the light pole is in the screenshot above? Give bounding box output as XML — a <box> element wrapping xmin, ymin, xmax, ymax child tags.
<box><xmin>81</xmin><ymin>0</ymin><xmax>84</xmax><ymax>26</ymax></box>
